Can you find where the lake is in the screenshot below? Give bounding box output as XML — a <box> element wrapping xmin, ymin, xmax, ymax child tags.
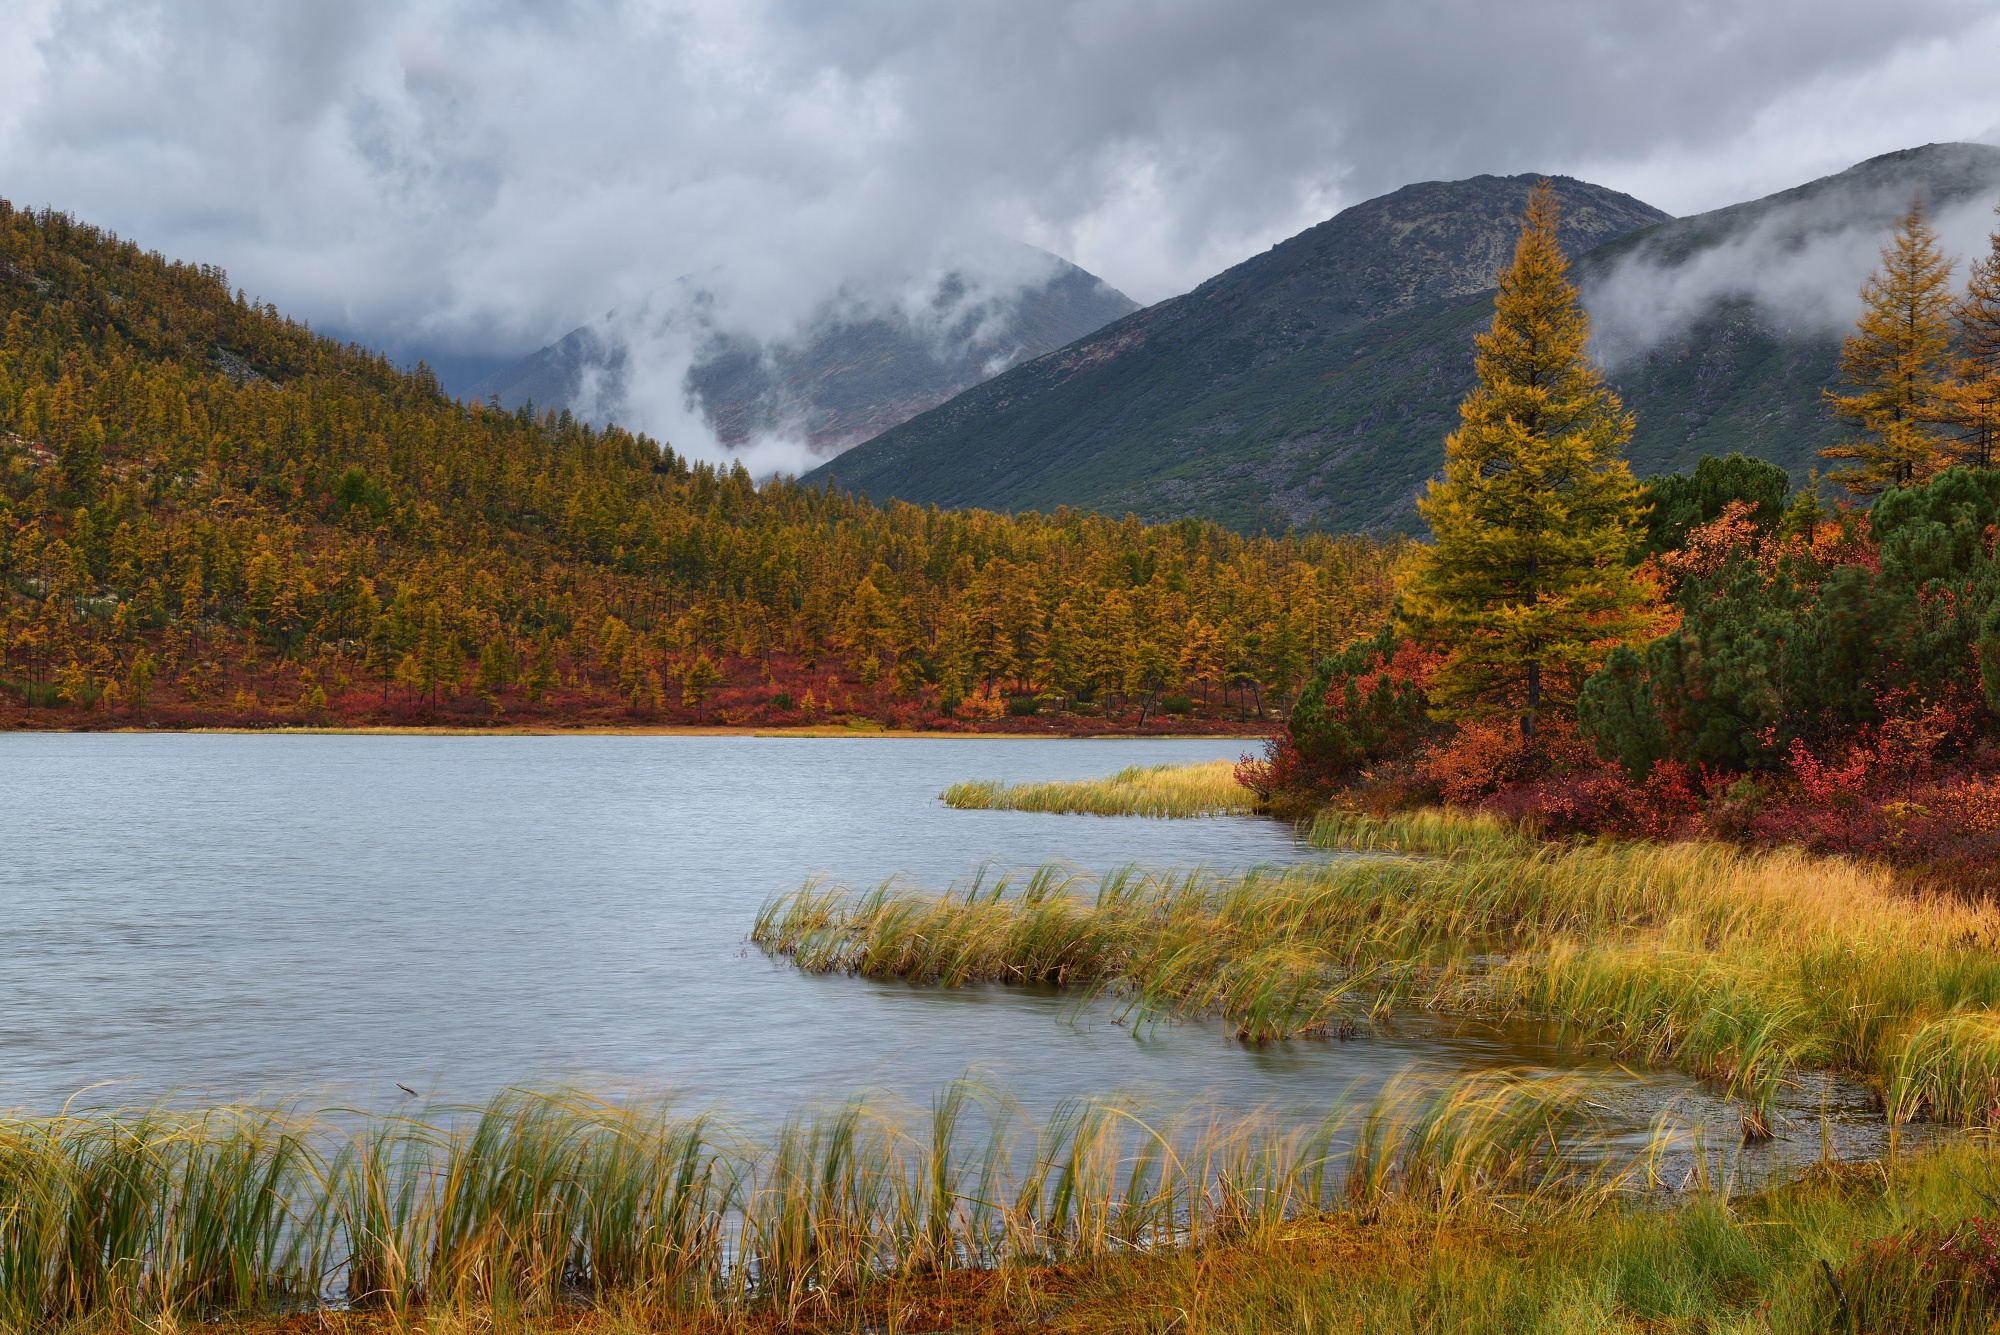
<box><xmin>0</xmin><ymin>732</ymin><xmax>1913</xmax><ymax>1181</ymax></box>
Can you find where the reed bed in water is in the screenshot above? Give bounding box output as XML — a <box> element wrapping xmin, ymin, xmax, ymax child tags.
<box><xmin>90</xmin><ymin>1139</ymin><xmax>2000</xmax><ymax>1335</ymax></box>
<box><xmin>754</xmin><ymin>824</ymin><xmax>2000</xmax><ymax>1123</ymax></box>
<box><xmin>0</xmin><ymin>1075</ymin><xmax>1642</xmax><ymax>1330</ymax></box>
<box><xmin>940</xmin><ymin>761</ymin><xmax>1253</xmax><ymax>818</ymax></box>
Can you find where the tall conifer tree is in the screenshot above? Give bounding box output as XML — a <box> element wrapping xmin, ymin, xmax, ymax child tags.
<box><xmin>1943</xmin><ymin>203</ymin><xmax>2000</xmax><ymax>470</ymax></box>
<box><xmin>1821</xmin><ymin>197</ymin><xmax>1956</xmax><ymax>492</ymax></box>
<box><xmin>1404</xmin><ymin>181</ymin><xmax>1651</xmax><ymax>740</ymax></box>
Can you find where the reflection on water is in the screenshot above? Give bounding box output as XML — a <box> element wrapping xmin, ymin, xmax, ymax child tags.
<box><xmin>1518</xmin><ymin>1042</ymin><xmax>1936</xmax><ymax>1195</ymax></box>
<box><xmin>0</xmin><ymin>733</ymin><xmax>1929</xmax><ymax>1189</ymax></box>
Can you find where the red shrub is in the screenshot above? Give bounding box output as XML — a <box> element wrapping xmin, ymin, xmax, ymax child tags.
<box><xmin>1787</xmin><ymin>736</ymin><xmax>1871</xmax><ymax>807</ymax></box>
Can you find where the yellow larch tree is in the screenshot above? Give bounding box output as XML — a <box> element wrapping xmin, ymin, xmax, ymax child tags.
<box><xmin>1402</xmin><ymin>180</ymin><xmax>1653</xmax><ymax>741</ymax></box>
<box><xmin>1821</xmin><ymin>196</ymin><xmax>1957</xmax><ymax>493</ymax></box>
<box><xmin>1941</xmin><ymin>203</ymin><xmax>2000</xmax><ymax>470</ymax></box>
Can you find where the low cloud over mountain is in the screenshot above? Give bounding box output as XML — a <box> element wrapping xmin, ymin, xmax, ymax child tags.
<box><xmin>5</xmin><ymin>1</ymin><xmax>1997</xmax><ymax>467</ymax></box>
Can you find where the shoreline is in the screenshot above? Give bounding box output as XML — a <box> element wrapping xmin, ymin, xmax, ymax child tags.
<box><xmin>1</xmin><ymin>723</ymin><xmax>1272</xmax><ymax>740</ymax></box>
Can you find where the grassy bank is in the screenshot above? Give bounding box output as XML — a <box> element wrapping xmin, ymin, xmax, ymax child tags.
<box><xmin>0</xmin><ymin>1074</ymin><xmax>1688</xmax><ymax>1331</ymax></box>
<box><xmin>941</xmin><ymin>760</ymin><xmax>1254</xmax><ymax>817</ymax></box>
<box><xmin>35</xmin><ymin>1106</ymin><xmax>2000</xmax><ymax>1333</ymax></box>
<box><xmin>757</xmin><ymin>812</ymin><xmax>2000</xmax><ymax>1123</ymax></box>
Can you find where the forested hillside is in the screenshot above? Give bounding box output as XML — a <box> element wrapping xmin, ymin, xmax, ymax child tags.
<box><xmin>0</xmin><ymin>201</ymin><xmax>1393</xmax><ymax>730</ymax></box>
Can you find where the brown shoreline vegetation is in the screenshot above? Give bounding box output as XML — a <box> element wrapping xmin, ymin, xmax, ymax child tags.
<box><xmin>0</xmin><ymin>703</ymin><xmax>1275</xmax><ymax>738</ymax></box>
<box><xmin>176</xmin><ymin>1148</ymin><xmax>2000</xmax><ymax>1334</ymax></box>
<box><xmin>102</xmin><ymin>1152</ymin><xmax>2000</xmax><ymax>1335</ymax></box>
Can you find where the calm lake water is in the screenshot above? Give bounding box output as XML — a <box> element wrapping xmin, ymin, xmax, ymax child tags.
<box><xmin>0</xmin><ymin>733</ymin><xmax>1912</xmax><ymax>1182</ymax></box>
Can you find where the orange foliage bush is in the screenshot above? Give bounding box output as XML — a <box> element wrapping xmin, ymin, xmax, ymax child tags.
<box><xmin>1659</xmin><ymin>499</ymin><xmax>1766</xmax><ymax>582</ymax></box>
<box><xmin>1417</xmin><ymin>716</ymin><xmax>1594</xmax><ymax>805</ymax></box>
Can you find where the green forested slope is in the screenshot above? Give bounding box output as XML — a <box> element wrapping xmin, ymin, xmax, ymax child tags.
<box><xmin>821</xmin><ymin>287</ymin><xmax>1843</xmax><ymax>535</ymax></box>
<box><xmin>809</xmin><ymin>173</ymin><xmax>1667</xmax><ymax>530</ymax></box>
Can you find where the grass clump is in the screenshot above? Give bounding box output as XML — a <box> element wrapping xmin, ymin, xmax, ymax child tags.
<box><xmin>940</xmin><ymin>760</ymin><xmax>1253</xmax><ymax>818</ymax></box>
<box><xmin>60</xmin><ymin>1128</ymin><xmax>2000</xmax><ymax>1334</ymax></box>
<box><xmin>0</xmin><ymin>1073</ymin><xmax>1651</xmax><ymax>1331</ymax></box>
<box><xmin>1011</xmin><ymin>1143</ymin><xmax>2000</xmax><ymax>1335</ymax></box>
<box><xmin>757</xmin><ymin>818</ymin><xmax>2000</xmax><ymax>1122</ymax></box>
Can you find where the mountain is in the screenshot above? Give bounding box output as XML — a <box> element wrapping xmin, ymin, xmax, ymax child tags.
<box><xmin>803</xmin><ymin>174</ymin><xmax>1669</xmax><ymax>527</ymax></box>
<box><xmin>468</xmin><ymin>250</ymin><xmax>1136</xmax><ymax>454</ymax></box>
<box><xmin>1578</xmin><ymin>142</ymin><xmax>2000</xmax><ymax>480</ymax></box>
<box><xmin>810</xmin><ymin>145</ymin><xmax>2000</xmax><ymax>533</ymax></box>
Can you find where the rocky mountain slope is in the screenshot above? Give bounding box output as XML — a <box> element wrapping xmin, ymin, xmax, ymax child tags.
<box><xmin>469</xmin><ymin>252</ymin><xmax>1136</xmax><ymax>455</ymax></box>
<box><xmin>810</xmin><ymin>145</ymin><xmax>2000</xmax><ymax>533</ymax></box>
<box><xmin>803</xmin><ymin>174</ymin><xmax>1668</xmax><ymax>525</ymax></box>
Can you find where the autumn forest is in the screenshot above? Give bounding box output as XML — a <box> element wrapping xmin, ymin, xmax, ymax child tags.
<box><xmin>0</xmin><ymin>201</ymin><xmax>1397</xmax><ymax>732</ymax></box>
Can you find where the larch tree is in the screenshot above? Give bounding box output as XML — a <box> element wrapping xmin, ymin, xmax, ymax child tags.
<box><xmin>1821</xmin><ymin>196</ymin><xmax>1957</xmax><ymax>493</ymax></box>
<box><xmin>1177</xmin><ymin>616</ymin><xmax>1225</xmax><ymax>705</ymax></box>
<box><xmin>1943</xmin><ymin>203</ymin><xmax>2000</xmax><ymax>470</ymax></box>
<box><xmin>1402</xmin><ymin>180</ymin><xmax>1652</xmax><ymax>741</ymax></box>
<box><xmin>837</xmin><ymin>574</ymin><xmax>898</xmax><ymax>663</ymax></box>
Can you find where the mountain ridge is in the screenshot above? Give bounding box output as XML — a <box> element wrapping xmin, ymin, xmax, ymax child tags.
<box><xmin>811</xmin><ymin>144</ymin><xmax>2000</xmax><ymax>533</ymax></box>
<box><xmin>806</xmin><ymin>173</ymin><xmax>1672</xmax><ymax>524</ymax></box>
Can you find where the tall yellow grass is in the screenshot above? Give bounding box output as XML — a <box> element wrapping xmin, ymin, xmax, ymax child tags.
<box><xmin>0</xmin><ymin>1074</ymin><xmax>1641</xmax><ymax>1329</ymax></box>
<box><xmin>757</xmin><ymin>817</ymin><xmax>2000</xmax><ymax>1122</ymax></box>
<box><xmin>940</xmin><ymin>760</ymin><xmax>1253</xmax><ymax>818</ymax></box>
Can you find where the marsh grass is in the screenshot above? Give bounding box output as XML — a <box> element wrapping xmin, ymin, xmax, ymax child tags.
<box><xmin>964</xmin><ymin>1141</ymin><xmax>2000</xmax><ymax>1335</ymax></box>
<box><xmin>59</xmin><ymin>1135</ymin><xmax>2000</xmax><ymax>1334</ymax></box>
<box><xmin>0</xmin><ymin>1074</ymin><xmax>1658</xmax><ymax>1331</ymax></box>
<box><xmin>756</xmin><ymin>817</ymin><xmax>2000</xmax><ymax>1126</ymax></box>
<box><xmin>940</xmin><ymin>761</ymin><xmax>1253</xmax><ymax>818</ymax></box>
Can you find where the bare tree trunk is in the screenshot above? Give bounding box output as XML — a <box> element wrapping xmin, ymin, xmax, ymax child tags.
<box><xmin>1523</xmin><ymin>660</ymin><xmax>1540</xmax><ymax>741</ymax></box>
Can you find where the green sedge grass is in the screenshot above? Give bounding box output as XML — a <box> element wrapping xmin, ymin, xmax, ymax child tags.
<box><xmin>60</xmin><ymin>1136</ymin><xmax>2000</xmax><ymax>1335</ymax></box>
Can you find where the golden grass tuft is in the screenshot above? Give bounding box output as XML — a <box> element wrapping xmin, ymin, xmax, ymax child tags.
<box><xmin>940</xmin><ymin>760</ymin><xmax>1254</xmax><ymax>818</ymax></box>
<box><xmin>758</xmin><ymin>812</ymin><xmax>2000</xmax><ymax>1124</ymax></box>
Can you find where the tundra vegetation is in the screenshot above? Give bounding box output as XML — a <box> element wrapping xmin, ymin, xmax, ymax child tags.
<box><xmin>1242</xmin><ymin>191</ymin><xmax>2000</xmax><ymax>892</ymax></box>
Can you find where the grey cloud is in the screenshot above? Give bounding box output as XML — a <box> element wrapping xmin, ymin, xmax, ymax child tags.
<box><xmin>1585</xmin><ymin>149</ymin><xmax>2000</xmax><ymax>366</ymax></box>
<box><xmin>2</xmin><ymin>0</ymin><xmax>1997</xmax><ymax>461</ymax></box>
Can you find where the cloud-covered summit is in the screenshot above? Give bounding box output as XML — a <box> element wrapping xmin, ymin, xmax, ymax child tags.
<box><xmin>468</xmin><ymin>242</ymin><xmax>1137</xmax><ymax>477</ymax></box>
<box><xmin>1583</xmin><ymin>142</ymin><xmax>2000</xmax><ymax>366</ymax></box>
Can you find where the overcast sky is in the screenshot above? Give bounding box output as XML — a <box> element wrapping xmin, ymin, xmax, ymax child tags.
<box><xmin>4</xmin><ymin>0</ymin><xmax>1998</xmax><ymax>381</ymax></box>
